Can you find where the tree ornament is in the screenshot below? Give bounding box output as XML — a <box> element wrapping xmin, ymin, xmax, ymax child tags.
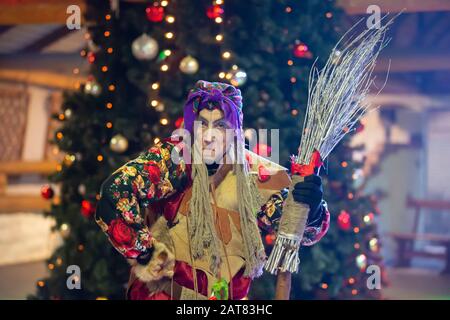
<box><xmin>81</xmin><ymin>200</ymin><xmax>96</xmax><ymax>218</ymax></box>
<box><xmin>293</xmin><ymin>42</ymin><xmax>313</xmax><ymax>59</ymax></box>
<box><xmin>230</xmin><ymin>68</ymin><xmax>247</xmax><ymax>86</ymax></box>
<box><xmin>369</xmin><ymin>237</ymin><xmax>379</xmax><ymax>252</ymax></box>
<box><xmin>41</xmin><ymin>184</ymin><xmax>54</xmax><ymax>200</ymax></box>
<box><xmin>146</xmin><ymin>4</ymin><xmax>164</xmax><ymax>22</ymax></box>
<box><xmin>355</xmin><ymin>254</ymin><xmax>367</xmax><ymax>271</ymax></box>
<box><xmin>110</xmin><ymin>134</ymin><xmax>129</xmax><ymax>153</ymax></box>
<box><xmin>179</xmin><ymin>55</ymin><xmax>199</xmax><ymax>74</ymax></box>
<box><xmin>132</xmin><ymin>34</ymin><xmax>159</xmax><ymax>60</ymax></box>
<box><xmin>337</xmin><ymin>210</ymin><xmax>352</xmax><ymax>231</ymax></box>
<box><xmin>84</xmin><ymin>80</ymin><xmax>101</xmax><ymax>96</ymax></box>
<box><xmin>60</xmin><ymin>223</ymin><xmax>71</xmax><ymax>238</ymax></box>
<box><xmin>206</xmin><ymin>5</ymin><xmax>224</xmax><ymax>19</ymax></box>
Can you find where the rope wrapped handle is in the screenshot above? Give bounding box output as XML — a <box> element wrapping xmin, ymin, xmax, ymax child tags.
<box><xmin>264</xmin><ymin>150</ymin><xmax>323</xmax><ymax>276</ymax></box>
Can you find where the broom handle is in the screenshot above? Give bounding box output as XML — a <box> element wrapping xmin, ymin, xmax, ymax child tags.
<box><xmin>275</xmin><ymin>271</ymin><xmax>292</xmax><ymax>300</ymax></box>
<box><xmin>273</xmin><ymin>166</ymin><xmax>320</xmax><ymax>300</ymax></box>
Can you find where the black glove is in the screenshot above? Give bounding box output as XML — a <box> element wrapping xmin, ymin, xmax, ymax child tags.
<box><xmin>291</xmin><ymin>174</ymin><xmax>323</xmax><ymax>221</ymax></box>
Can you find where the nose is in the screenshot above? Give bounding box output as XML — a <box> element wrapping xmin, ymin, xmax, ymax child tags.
<box><xmin>203</xmin><ymin>128</ymin><xmax>215</xmax><ymax>146</ymax></box>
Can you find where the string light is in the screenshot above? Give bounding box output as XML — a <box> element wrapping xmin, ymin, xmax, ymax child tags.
<box><xmin>165</xmin><ymin>32</ymin><xmax>174</xmax><ymax>39</ymax></box>
<box><xmin>285</xmin><ymin>6</ymin><xmax>292</xmax><ymax>13</ymax></box>
<box><xmin>151</xmin><ymin>100</ymin><xmax>159</xmax><ymax>107</ymax></box>
<box><xmin>73</xmin><ymin>68</ymin><xmax>79</xmax><ymax>74</ymax></box>
<box><xmin>37</xmin><ymin>281</ymin><xmax>45</xmax><ymax>287</ymax></box>
<box><xmin>321</xmin><ymin>283</ymin><xmax>328</xmax><ymax>289</ymax></box>
<box><xmin>222</xmin><ymin>51</ymin><xmax>231</xmax><ymax>59</ymax></box>
<box><xmin>290</xmin><ymin>77</ymin><xmax>297</xmax><ymax>83</ymax></box>
<box><xmin>154</xmin><ymin>137</ymin><xmax>160</xmax><ymax>144</ymax></box>
<box><xmin>291</xmin><ymin>109</ymin><xmax>298</xmax><ymax>116</ymax></box>
<box><xmin>104</xmin><ymin>31</ymin><xmax>110</xmax><ymax>37</ymax></box>
<box><xmin>97</xmin><ymin>155</ymin><xmax>104</xmax><ymax>162</ymax></box>
<box><xmin>341</xmin><ymin>161</ymin><xmax>348</xmax><ymax>167</ymax></box>
<box><xmin>105</xmin><ymin>14</ymin><xmax>111</xmax><ymax>21</ymax></box>
<box><xmin>353</xmin><ymin>227</ymin><xmax>360</xmax><ymax>233</ymax></box>
<box><xmin>106</xmin><ymin>102</ymin><xmax>113</xmax><ymax>109</ymax></box>
<box><xmin>106</xmin><ymin>122</ymin><xmax>113</xmax><ymax>129</ymax></box>
<box><xmin>215</xmin><ymin>17</ymin><xmax>223</xmax><ymax>24</ymax></box>
<box><xmin>164</xmin><ymin>49</ymin><xmax>172</xmax><ymax>56</ymax></box>
<box><xmin>218</xmin><ymin>72</ymin><xmax>226</xmax><ymax>78</ymax></box>
<box><xmin>160</xmin><ymin>64</ymin><xmax>169</xmax><ymax>71</ymax></box>
<box><xmin>101</xmin><ymin>66</ymin><xmax>108</xmax><ymax>72</ymax></box>
<box><xmin>108</xmin><ymin>84</ymin><xmax>115</xmax><ymax>91</ymax></box>
<box><xmin>160</xmin><ymin>118</ymin><xmax>169</xmax><ymax>125</ymax></box>
<box><xmin>166</xmin><ymin>15</ymin><xmax>175</xmax><ymax>23</ymax></box>
<box><xmin>151</xmin><ymin>83</ymin><xmax>160</xmax><ymax>90</ymax></box>
<box><xmin>287</xmin><ymin>59</ymin><xmax>294</xmax><ymax>66</ymax></box>
<box><xmin>48</xmin><ymin>263</ymin><xmax>55</xmax><ymax>270</ymax></box>
<box><xmin>107</xmin><ymin>47</ymin><xmax>113</xmax><ymax>54</ymax></box>
<box><xmin>161</xmin><ymin>0</ymin><xmax>168</xmax><ymax>6</ymax></box>
<box><xmin>56</xmin><ymin>132</ymin><xmax>63</xmax><ymax>140</ymax></box>
<box><xmin>58</xmin><ymin>114</ymin><xmax>65</xmax><ymax>121</ymax></box>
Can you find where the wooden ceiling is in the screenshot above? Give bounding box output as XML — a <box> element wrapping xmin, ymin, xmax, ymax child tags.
<box><xmin>0</xmin><ymin>0</ymin><xmax>449</xmax><ymax>92</ymax></box>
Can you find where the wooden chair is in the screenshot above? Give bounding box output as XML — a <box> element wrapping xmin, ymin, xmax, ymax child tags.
<box><xmin>389</xmin><ymin>197</ymin><xmax>450</xmax><ymax>274</ymax></box>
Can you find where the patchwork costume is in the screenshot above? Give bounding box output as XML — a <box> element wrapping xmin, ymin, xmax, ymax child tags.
<box><xmin>95</xmin><ymin>81</ymin><xmax>330</xmax><ymax>300</ymax></box>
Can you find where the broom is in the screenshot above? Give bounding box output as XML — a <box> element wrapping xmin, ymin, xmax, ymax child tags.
<box><xmin>264</xmin><ymin>14</ymin><xmax>397</xmax><ymax>300</ymax></box>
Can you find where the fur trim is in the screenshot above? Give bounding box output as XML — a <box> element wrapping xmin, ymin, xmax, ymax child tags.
<box><xmin>133</xmin><ymin>240</ymin><xmax>175</xmax><ymax>283</ymax></box>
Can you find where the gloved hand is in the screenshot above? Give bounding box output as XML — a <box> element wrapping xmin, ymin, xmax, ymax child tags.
<box><xmin>291</xmin><ymin>174</ymin><xmax>323</xmax><ymax>222</ymax></box>
<box><xmin>134</xmin><ymin>240</ymin><xmax>175</xmax><ymax>282</ymax></box>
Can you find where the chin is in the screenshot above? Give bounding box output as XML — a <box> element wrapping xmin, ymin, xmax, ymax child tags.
<box><xmin>202</xmin><ymin>151</ymin><xmax>220</xmax><ymax>164</ymax></box>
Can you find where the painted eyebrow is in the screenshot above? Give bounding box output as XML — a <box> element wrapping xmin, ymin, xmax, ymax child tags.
<box><xmin>197</xmin><ymin>116</ymin><xmax>230</xmax><ymax>127</ymax></box>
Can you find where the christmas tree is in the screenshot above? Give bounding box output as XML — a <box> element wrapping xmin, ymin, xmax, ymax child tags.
<box><xmin>31</xmin><ymin>0</ymin><xmax>385</xmax><ymax>299</ymax></box>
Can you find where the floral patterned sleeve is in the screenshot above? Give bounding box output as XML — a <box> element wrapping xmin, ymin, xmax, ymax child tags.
<box><xmin>257</xmin><ymin>189</ymin><xmax>330</xmax><ymax>246</ymax></box>
<box><xmin>95</xmin><ymin>139</ymin><xmax>187</xmax><ymax>259</ymax></box>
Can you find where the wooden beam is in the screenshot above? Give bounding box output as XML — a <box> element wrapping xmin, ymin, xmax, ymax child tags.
<box><xmin>376</xmin><ymin>51</ymin><xmax>450</xmax><ymax>72</ymax></box>
<box><xmin>0</xmin><ymin>195</ymin><xmax>52</xmax><ymax>213</ymax></box>
<box><xmin>0</xmin><ymin>26</ymin><xmax>13</xmax><ymax>36</ymax></box>
<box><xmin>0</xmin><ymin>161</ymin><xmax>59</xmax><ymax>175</ymax></box>
<box><xmin>0</xmin><ymin>69</ymin><xmax>86</xmax><ymax>90</ymax></box>
<box><xmin>0</xmin><ymin>0</ymin><xmax>86</xmax><ymax>24</ymax></box>
<box><xmin>338</xmin><ymin>0</ymin><xmax>450</xmax><ymax>14</ymax></box>
<box><xmin>21</xmin><ymin>26</ymin><xmax>71</xmax><ymax>53</ymax></box>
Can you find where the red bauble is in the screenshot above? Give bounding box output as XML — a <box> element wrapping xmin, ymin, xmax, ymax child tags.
<box><xmin>146</xmin><ymin>5</ymin><xmax>164</xmax><ymax>22</ymax></box>
<box><xmin>41</xmin><ymin>185</ymin><xmax>54</xmax><ymax>200</ymax></box>
<box><xmin>87</xmin><ymin>51</ymin><xmax>96</xmax><ymax>64</ymax></box>
<box><xmin>337</xmin><ymin>210</ymin><xmax>352</xmax><ymax>231</ymax></box>
<box><xmin>81</xmin><ymin>200</ymin><xmax>96</xmax><ymax>218</ymax></box>
<box><xmin>293</xmin><ymin>43</ymin><xmax>313</xmax><ymax>59</ymax></box>
<box><xmin>206</xmin><ymin>5</ymin><xmax>224</xmax><ymax>19</ymax></box>
<box><xmin>175</xmin><ymin>117</ymin><xmax>184</xmax><ymax>128</ymax></box>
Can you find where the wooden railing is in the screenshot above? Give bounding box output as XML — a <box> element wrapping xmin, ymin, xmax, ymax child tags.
<box><xmin>0</xmin><ymin>161</ymin><xmax>59</xmax><ymax>213</ymax></box>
